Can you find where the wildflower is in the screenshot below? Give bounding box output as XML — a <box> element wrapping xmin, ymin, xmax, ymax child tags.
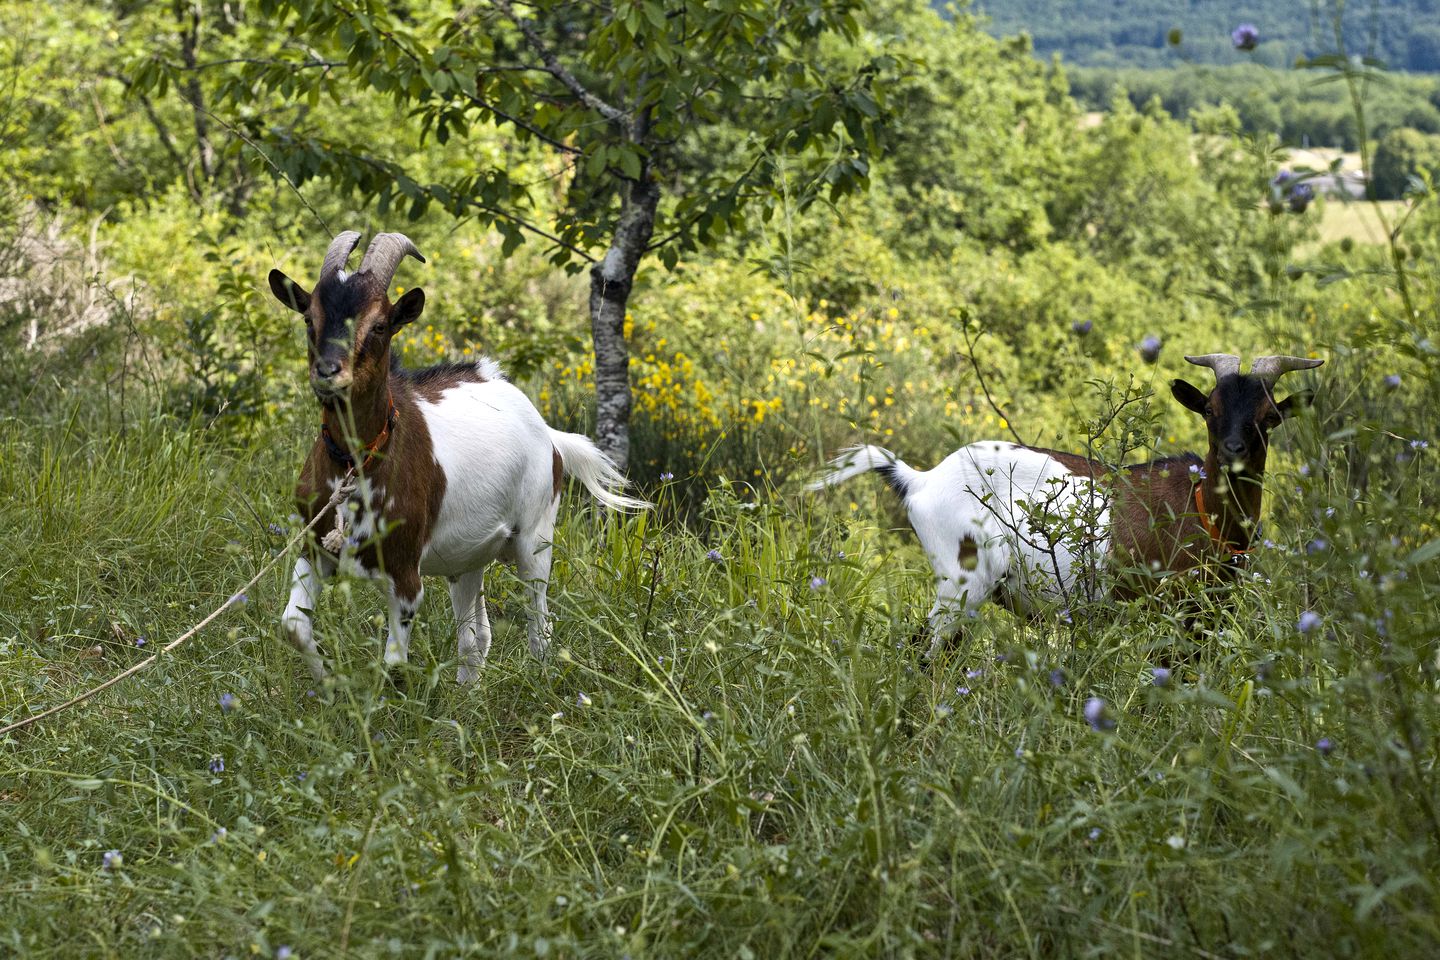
<box><xmin>965</xmin><ymin>668</ymin><xmax>984</xmax><ymax>679</ymax></box>
<box><xmin>276</xmin><ymin>948</ymin><xmax>294</xmax><ymax>960</ymax></box>
<box><xmin>1298</xmin><ymin>463</ymin><xmax>1310</xmax><ymax>477</ymax></box>
<box><xmin>1306</xmin><ymin>538</ymin><xmax>1327</xmax><ymax>555</ymax></box>
<box><xmin>1084</xmin><ymin>697</ymin><xmax>1115</xmax><ymax>732</ymax></box>
<box><xmin>295</xmin><ymin>770</ymin><xmax>308</xmax><ymax>782</ymax></box>
<box><xmin>1152</xmin><ymin>667</ymin><xmax>1171</xmax><ymax>687</ymax></box>
<box><xmin>956</xmin><ymin>685</ymin><xmax>971</xmax><ymax>697</ymax></box>
<box><xmin>809</xmin><ymin>575</ymin><xmax>827</xmax><ymax>591</ymax></box>
<box><xmin>102</xmin><ymin>849</ymin><xmax>122</xmax><ymax>870</ymax></box>
<box><xmin>1410</xmin><ymin>439</ymin><xmax>1429</xmax><ymax>451</ymax></box>
<box><xmin>135</xmin><ymin>636</ymin><xmax>147</xmax><ymax>648</ymax></box>
<box><xmin>211</xmin><ymin>827</ymin><xmax>227</xmax><ymax>843</ymax></box>
<box><xmin>208</xmin><ymin>756</ymin><xmax>225</xmax><ymax>774</ymax></box>
<box><xmin>1166</xmin><ymin>835</ymin><xmax>1186</xmax><ymax>850</ymax></box>
<box><xmin>1187</xmin><ymin>464</ymin><xmax>1206</xmax><ymax>481</ymax></box>
<box><xmin>576</xmin><ymin>692</ymin><xmax>592</xmax><ymax>707</ymax></box>
<box><xmin>219</xmin><ymin>693</ymin><xmax>236</xmax><ymax>714</ymax></box>
<box><xmin>1287</xmin><ymin>182</ymin><xmax>1314</xmax><ymax>213</ymax></box>
<box><xmin>1071</xmin><ymin>319</ymin><xmax>1092</xmax><ymax>335</ymax></box>
<box><xmin>1384</xmin><ymin>374</ymin><xmax>1401</xmax><ymax>389</ymax></box>
<box><xmin>934</xmin><ymin>704</ymin><xmax>953</xmax><ymax>719</ymax></box>
<box><xmin>267</xmin><ymin>523</ymin><xmax>286</xmax><ymax>536</ymax></box>
<box><xmin>229</xmin><ymin>592</ymin><xmax>249</xmax><ymax>606</ymax></box>
<box><xmin>1231</xmin><ymin>22</ymin><xmax>1259</xmax><ymax>51</ymax></box>
<box><xmin>702</xmin><ymin>710</ymin><xmax>716</xmax><ymax>722</ymax></box>
<box><xmin>706</xmin><ymin>549</ymin><xmax>722</xmax><ymax>563</ymax></box>
<box><xmin>1298</xmin><ymin>610</ymin><xmax>1322</xmax><ymax>634</ymax></box>
<box><xmin>1316</xmin><ymin>737</ymin><xmax>1335</xmax><ymax>757</ymax></box>
<box><xmin>1139</xmin><ymin>335</ymin><xmax>1162</xmax><ymax>364</ymax></box>
<box><xmin>1089</xmin><ymin>827</ymin><xmax>1102</xmax><ymax>841</ymax></box>
<box><xmin>1271</xmin><ymin>169</ymin><xmax>1294</xmax><ymax>188</ymax></box>
<box><xmin>1049</xmin><ymin>668</ymin><xmax>1066</xmax><ymax>688</ymax></box>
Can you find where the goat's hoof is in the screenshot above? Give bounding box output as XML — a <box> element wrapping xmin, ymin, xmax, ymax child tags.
<box><xmin>456</xmin><ymin>663</ymin><xmax>481</xmax><ymax>685</ymax></box>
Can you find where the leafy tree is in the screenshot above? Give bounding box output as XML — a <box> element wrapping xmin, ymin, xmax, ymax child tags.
<box><xmin>134</xmin><ymin>0</ymin><xmax>898</xmax><ymax>468</ymax></box>
<box><xmin>1373</xmin><ymin>126</ymin><xmax>1440</xmax><ymax>198</ymax></box>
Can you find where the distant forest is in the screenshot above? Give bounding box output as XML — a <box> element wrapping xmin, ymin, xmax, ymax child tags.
<box><xmin>961</xmin><ymin>0</ymin><xmax>1440</xmax><ymax>71</ymax></box>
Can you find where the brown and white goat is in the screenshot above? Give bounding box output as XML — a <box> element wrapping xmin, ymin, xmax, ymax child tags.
<box><xmin>269</xmin><ymin>231</ymin><xmax>647</xmax><ymax>682</ymax></box>
<box><xmin>810</xmin><ymin>353</ymin><xmax>1321</xmax><ymax>656</ymax></box>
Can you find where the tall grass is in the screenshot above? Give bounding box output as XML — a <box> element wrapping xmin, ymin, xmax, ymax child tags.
<box><xmin>2</xmin><ymin>350</ymin><xmax>1436</xmax><ymax>956</ymax></box>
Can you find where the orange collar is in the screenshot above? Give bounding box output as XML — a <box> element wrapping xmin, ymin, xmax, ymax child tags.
<box><xmin>1194</xmin><ymin>483</ymin><xmax>1249</xmax><ymax>559</ymax></box>
<box><xmin>321</xmin><ymin>392</ymin><xmax>397</xmax><ymax>472</ymax></box>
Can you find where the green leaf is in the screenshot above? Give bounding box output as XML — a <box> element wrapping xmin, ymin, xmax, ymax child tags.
<box><xmin>1405</xmin><ymin>539</ymin><xmax>1440</xmax><ymax>567</ymax></box>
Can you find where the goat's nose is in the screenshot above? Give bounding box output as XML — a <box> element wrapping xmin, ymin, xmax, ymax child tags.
<box><xmin>314</xmin><ymin>359</ymin><xmax>342</xmax><ymax>379</ymax></box>
<box><xmin>1222</xmin><ymin>439</ymin><xmax>1246</xmax><ymax>457</ymax></box>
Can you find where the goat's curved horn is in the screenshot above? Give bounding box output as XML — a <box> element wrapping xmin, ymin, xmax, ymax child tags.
<box><xmin>1184</xmin><ymin>354</ymin><xmax>1242</xmax><ymax>380</ymax></box>
<box><xmin>1250</xmin><ymin>355</ymin><xmax>1324</xmax><ymax>385</ymax></box>
<box><xmin>319</xmin><ymin>230</ymin><xmax>362</xmax><ymax>284</ymax></box>
<box><xmin>359</xmin><ymin>232</ymin><xmax>426</xmax><ymax>292</ymax></box>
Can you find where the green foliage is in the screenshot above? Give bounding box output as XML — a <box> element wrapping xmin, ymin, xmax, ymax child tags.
<box><xmin>1372</xmin><ymin>127</ymin><xmax>1440</xmax><ymax>198</ymax></box>
<box><xmin>968</xmin><ymin>0</ymin><xmax>1440</xmax><ymax>72</ymax></box>
<box><xmin>1070</xmin><ymin>64</ymin><xmax>1440</xmax><ymax>150</ymax></box>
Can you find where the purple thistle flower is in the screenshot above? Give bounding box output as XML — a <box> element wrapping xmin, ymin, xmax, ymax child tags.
<box><xmin>1288</xmin><ymin>182</ymin><xmax>1314</xmax><ymax>213</ymax></box>
<box><xmin>102</xmin><ymin>849</ymin><xmax>122</xmax><ymax>870</ymax></box>
<box><xmin>219</xmin><ymin>692</ymin><xmax>236</xmax><ymax>714</ymax></box>
<box><xmin>1298</xmin><ymin>463</ymin><xmax>1311</xmax><ymax>477</ymax></box>
<box><xmin>267</xmin><ymin>523</ymin><xmax>286</xmax><ymax>536</ymax></box>
<box><xmin>1072</xmin><ymin>319</ymin><xmax>1092</xmax><ymax>335</ymax></box>
<box><xmin>1232</xmin><ymin>23</ymin><xmax>1259</xmax><ymax>51</ymax></box>
<box><xmin>809</xmin><ymin>575</ymin><xmax>827</xmax><ymax>591</ymax></box>
<box><xmin>135</xmin><ymin>635</ymin><xmax>147</xmax><ymax>648</ymax></box>
<box><xmin>1410</xmin><ymin>439</ymin><xmax>1430</xmax><ymax>451</ymax></box>
<box><xmin>1084</xmin><ymin>697</ymin><xmax>1115</xmax><ymax>732</ymax></box>
<box><xmin>1271</xmin><ymin>169</ymin><xmax>1294</xmax><ymax>188</ymax></box>
<box><xmin>965</xmin><ymin>668</ymin><xmax>984</xmax><ymax>679</ymax></box>
<box><xmin>229</xmin><ymin>592</ymin><xmax>248</xmax><ymax>606</ymax></box>
<box><xmin>1316</xmin><ymin>737</ymin><xmax>1335</xmax><ymax>757</ymax></box>
<box><xmin>295</xmin><ymin>770</ymin><xmax>308</xmax><ymax>782</ymax></box>
<box><xmin>659</xmin><ymin>472</ymin><xmax>674</xmax><ymax>482</ymax></box>
<box><xmin>1088</xmin><ymin>827</ymin><xmax>1102</xmax><ymax>841</ymax></box>
<box><xmin>276</xmin><ymin>948</ymin><xmax>294</xmax><ymax>960</ymax></box>
<box><xmin>1298</xmin><ymin>610</ymin><xmax>1323</xmax><ymax>634</ymax></box>
<box><xmin>1383</xmin><ymin>374</ymin><xmax>1401</xmax><ymax>389</ymax></box>
<box><xmin>706</xmin><ymin>549</ymin><xmax>722</xmax><ymax>563</ymax></box>
<box><xmin>1187</xmin><ymin>464</ymin><xmax>1206</xmax><ymax>481</ymax></box>
<box><xmin>1139</xmin><ymin>335</ymin><xmax>1163</xmax><ymax>364</ymax></box>
<box><xmin>1152</xmin><ymin>667</ymin><xmax>1172</xmax><ymax>687</ymax></box>
<box><xmin>1306</xmin><ymin>538</ymin><xmax>1327</xmax><ymax>555</ymax></box>
<box><xmin>1049</xmin><ymin>668</ymin><xmax>1066</xmax><ymax>688</ymax></box>
<box><xmin>576</xmin><ymin>691</ymin><xmax>592</xmax><ymax>707</ymax></box>
<box><xmin>956</xmin><ymin>685</ymin><xmax>971</xmax><ymax>697</ymax></box>
<box><xmin>208</xmin><ymin>756</ymin><xmax>225</xmax><ymax>774</ymax></box>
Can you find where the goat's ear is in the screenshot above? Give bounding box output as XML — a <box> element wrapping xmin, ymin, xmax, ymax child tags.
<box><xmin>1170</xmin><ymin>379</ymin><xmax>1209</xmax><ymax>415</ymax></box>
<box><xmin>268</xmin><ymin>270</ymin><xmax>310</xmax><ymax>314</ymax></box>
<box><xmin>390</xmin><ymin>287</ymin><xmax>425</xmax><ymax>330</ymax></box>
<box><xmin>1275</xmin><ymin>391</ymin><xmax>1313</xmax><ymax>420</ymax></box>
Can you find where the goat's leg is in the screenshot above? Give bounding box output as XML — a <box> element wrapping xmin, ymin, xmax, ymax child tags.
<box><xmin>921</xmin><ymin>534</ymin><xmax>999</xmax><ymax>660</ymax></box>
<box><xmin>383</xmin><ymin>570</ymin><xmax>424</xmax><ymax>668</ymax></box>
<box><xmin>282</xmin><ymin>553</ymin><xmax>333</xmax><ymax>680</ymax></box>
<box><xmin>449</xmin><ymin>568</ymin><xmax>490</xmax><ymax>684</ymax></box>
<box><xmin>515</xmin><ymin>535</ymin><xmax>554</xmax><ymax>659</ymax></box>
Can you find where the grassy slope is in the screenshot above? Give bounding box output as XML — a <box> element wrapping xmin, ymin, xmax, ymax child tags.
<box><xmin>2</xmin><ymin>374</ymin><xmax>1436</xmax><ymax>957</ymax></box>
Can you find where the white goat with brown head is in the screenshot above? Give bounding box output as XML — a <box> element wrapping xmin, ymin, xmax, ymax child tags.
<box><xmin>268</xmin><ymin>231</ymin><xmax>647</xmax><ymax>682</ymax></box>
<box><xmin>811</xmin><ymin>353</ymin><xmax>1321</xmax><ymax>657</ymax></box>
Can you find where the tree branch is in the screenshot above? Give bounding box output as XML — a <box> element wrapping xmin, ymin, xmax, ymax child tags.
<box><xmin>490</xmin><ymin>0</ymin><xmax>629</xmax><ymax>127</ymax></box>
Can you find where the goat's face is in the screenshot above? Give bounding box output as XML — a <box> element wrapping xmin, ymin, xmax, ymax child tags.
<box><xmin>268</xmin><ymin>271</ymin><xmax>424</xmax><ymax>404</ymax></box>
<box><xmin>1171</xmin><ymin>374</ymin><xmax>1310</xmax><ymax>474</ymax></box>
<box><xmin>268</xmin><ymin>232</ymin><xmax>427</xmax><ymax>404</ymax></box>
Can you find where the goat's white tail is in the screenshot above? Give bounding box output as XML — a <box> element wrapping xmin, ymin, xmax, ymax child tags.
<box><xmin>548</xmin><ymin>430</ymin><xmax>652</xmax><ymax>512</ymax></box>
<box><xmin>807</xmin><ymin>445</ymin><xmax>918</xmax><ymax>499</ymax></box>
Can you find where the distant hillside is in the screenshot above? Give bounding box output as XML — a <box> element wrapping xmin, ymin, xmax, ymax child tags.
<box><xmin>960</xmin><ymin>1</ymin><xmax>1440</xmax><ymax>71</ymax></box>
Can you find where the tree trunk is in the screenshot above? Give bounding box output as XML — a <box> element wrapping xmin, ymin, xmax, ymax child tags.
<box><xmin>588</xmin><ymin>171</ymin><xmax>659</xmax><ymax>471</ymax></box>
